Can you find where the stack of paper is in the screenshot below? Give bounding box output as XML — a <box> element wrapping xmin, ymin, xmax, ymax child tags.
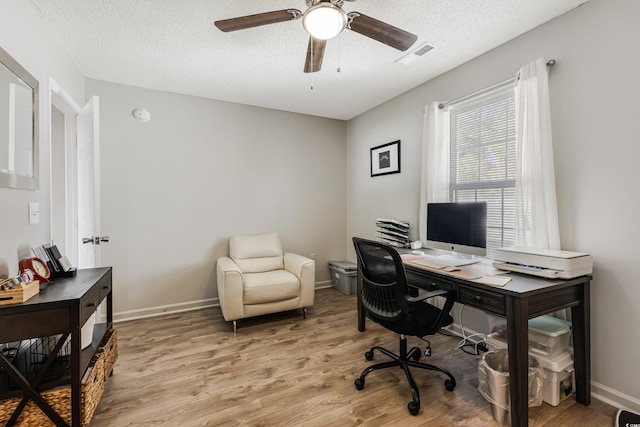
<box><xmin>376</xmin><ymin>218</ymin><xmax>410</xmax><ymax>248</ymax></box>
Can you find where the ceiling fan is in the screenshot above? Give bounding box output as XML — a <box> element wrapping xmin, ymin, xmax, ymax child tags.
<box><xmin>214</xmin><ymin>0</ymin><xmax>418</xmax><ymax>73</ymax></box>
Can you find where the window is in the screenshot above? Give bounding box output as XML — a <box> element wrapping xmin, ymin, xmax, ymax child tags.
<box><xmin>448</xmin><ymin>82</ymin><xmax>516</xmax><ymax>256</ymax></box>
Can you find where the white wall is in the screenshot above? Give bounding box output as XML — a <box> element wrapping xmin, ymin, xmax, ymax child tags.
<box><xmin>0</xmin><ymin>3</ymin><xmax>84</xmax><ymax>270</ymax></box>
<box><xmin>346</xmin><ymin>0</ymin><xmax>640</xmax><ymax>411</ymax></box>
<box><xmin>86</xmin><ymin>79</ymin><xmax>347</xmax><ymax>318</ymax></box>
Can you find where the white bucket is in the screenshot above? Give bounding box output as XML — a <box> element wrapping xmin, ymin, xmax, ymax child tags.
<box><xmin>81</xmin><ymin>312</ymin><xmax>96</xmax><ymax>349</ymax></box>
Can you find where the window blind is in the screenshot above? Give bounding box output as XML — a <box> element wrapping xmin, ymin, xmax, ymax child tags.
<box><xmin>448</xmin><ymin>82</ymin><xmax>516</xmax><ymax>256</ymax></box>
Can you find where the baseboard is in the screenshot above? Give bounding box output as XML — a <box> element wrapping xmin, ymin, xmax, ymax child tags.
<box><xmin>315</xmin><ymin>280</ymin><xmax>332</xmax><ymax>290</ymax></box>
<box><xmin>592</xmin><ymin>381</ymin><xmax>640</xmax><ymax>413</ymax></box>
<box><xmin>113</xmin><ymin>281</ymin><xmax>332</xmax><ymax>323</ymax></box>
<box><xmin>443</xmin><ymin>321</ymin><xmax>483</xmax><ymax>344</ymax></box>
<box><xmin>113</xmin><ymin>298</ymin><xmax>219</xmax><ymax>323</ymax></box>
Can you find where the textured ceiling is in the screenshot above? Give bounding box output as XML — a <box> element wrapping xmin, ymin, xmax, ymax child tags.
<box><xmin>29</xmin><ymin>0</ymin><xmax>588</xmax><ymax>120</ymax></box>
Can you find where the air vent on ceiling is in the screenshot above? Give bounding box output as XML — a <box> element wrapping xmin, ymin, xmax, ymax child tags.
<box><xmin>396</xmin><ymin>42</ymin><xmax>434</xmax><ymax>66</ymax></box>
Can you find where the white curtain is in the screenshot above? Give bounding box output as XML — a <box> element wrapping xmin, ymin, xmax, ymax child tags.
<box><xmin>514</xmin><ymin>57</ymin><xmax>561</xmax><ymax>250</ymax></box>
<box><xmin>419</xmin><ymin>102</ymin><xmax>450</xmax><ymax>244</ymax></box>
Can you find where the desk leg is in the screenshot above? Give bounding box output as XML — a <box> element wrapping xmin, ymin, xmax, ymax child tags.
<box><xmin>572</xmin><ymin>280</ymin><xmax>591</xmax><ymax>406</ymax></box>
<box><xmin>71</xmin><ymin>305</ymin><xmax>81</xmax><ymax>427</ymax></box>
<box><xmin>357</xmin><ymin>270</ymin><xmax>366</xmax><ymax>332</ymax></box>
<box><xmin>506</xmin><ymin>295</ymin><xmax>529</xmax><ymax>427</ymax></box>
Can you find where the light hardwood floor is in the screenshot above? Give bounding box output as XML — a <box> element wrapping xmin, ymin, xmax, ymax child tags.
<box><xmin>90</xmin><ymin>288</ymin><xmax>616</xmax><ymax>426</ymax></box>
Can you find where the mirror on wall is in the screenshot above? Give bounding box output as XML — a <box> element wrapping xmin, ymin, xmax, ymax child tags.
<box><xmin>0</xmin><ymin>45</ymin><xmax>38</xmax><ymax>190</ymax></box>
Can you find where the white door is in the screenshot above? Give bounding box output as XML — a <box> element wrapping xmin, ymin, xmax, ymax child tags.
<box><xmin>76</xmin><ymin>96</ymin><xmax>103</xmax><ymax>268</ymax></box>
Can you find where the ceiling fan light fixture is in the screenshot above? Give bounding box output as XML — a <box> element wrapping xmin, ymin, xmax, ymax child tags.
<box><xmin>303</xmin><ymin>3</ymin><xmax>347</xmax><ymax>40</ymax></box>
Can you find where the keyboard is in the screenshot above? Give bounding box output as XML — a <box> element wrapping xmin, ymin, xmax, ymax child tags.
<box><xmin>412</xmin><ymin>256</ymin><xmax>480</xmax><ymax>270</ymax></box>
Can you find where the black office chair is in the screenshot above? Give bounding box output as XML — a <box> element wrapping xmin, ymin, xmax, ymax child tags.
<box><xmin>352</xmin><ymin>237</ymin><xmax>457</xmax><ymax>415</ymax></box>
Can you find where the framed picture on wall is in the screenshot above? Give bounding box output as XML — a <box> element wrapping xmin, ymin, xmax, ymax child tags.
<box><xmin>370</xmin><ymin>140</ymin><xmax>401</xmax><ymax>177</ymax></box>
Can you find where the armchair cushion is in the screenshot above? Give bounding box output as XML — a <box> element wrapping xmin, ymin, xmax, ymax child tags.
<box><xmin>243</xmin><ymin>270</ymin><xmax>300</xmax><ymax>304</ymax></box>
<box><xmin>230</xmin><ymin>233</ymin><xmax>283</xmax><ymax>273</ymax></box>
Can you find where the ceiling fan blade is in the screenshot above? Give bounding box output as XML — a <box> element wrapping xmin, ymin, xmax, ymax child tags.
<box><xmin>215</xmin><ymin>9</ymin><xmax>302</xmax><ymax>32</ymax></box>
<box><xmin>304</xmin><ymin>37</ymin><xmax>326</xmax><ymax>73</ymax></box>
<box><xmin>347</xmin><ymin>12</ymin><xmax>418</xmax><ymax>51</ymax></box>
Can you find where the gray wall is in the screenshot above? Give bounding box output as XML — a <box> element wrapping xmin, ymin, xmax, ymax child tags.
<box><xmin>86</xmin><ymin>79</ymin><xmax>347</xmax><ymax>317</ymax></box>
<box><xmin>0</xmin><ymin>2</ymin><xmax>84</xmax><ymax>270</ymax></box>
<box><xmin>346</xmin><ymin>0</ymin><xmax>640</xmax><ymax>411</ymax></box>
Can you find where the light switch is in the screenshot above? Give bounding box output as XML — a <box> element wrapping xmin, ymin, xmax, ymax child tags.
<box><xmin>28</xmin><ymin>202</ymin><xmax>40</xmax><ymax>225</ymax></box>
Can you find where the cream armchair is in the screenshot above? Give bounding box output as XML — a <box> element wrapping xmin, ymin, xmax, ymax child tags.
<box><xmin>216</xmin><ymin>233</ymin><xmax>315</xmax><ymax>333</ymax></box>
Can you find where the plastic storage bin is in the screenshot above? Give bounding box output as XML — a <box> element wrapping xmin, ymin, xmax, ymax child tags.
<box><xmin>328</xmin><ymin>261</ymin><xmax>357</xmax><ymax>295</ymax></box>
<box><xmin>486</xmin><ymin>316</ymin><xmax>571</xmax><ymax>356</ymax></box>
<box><xmin>528</xmin><ymin>316</ymin><xmax>571</xmax><ymax>356</ymax></box>
<box><xmin>531</xmin><ymin>350</ymin><xmax>575</xmax><ymax>406</ymax></box>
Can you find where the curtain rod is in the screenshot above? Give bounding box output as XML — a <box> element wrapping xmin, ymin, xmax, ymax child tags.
<box><xmin>439</xmin><ymin>59</ymin><xmax>556</xmax><ymax>109</ymax></box>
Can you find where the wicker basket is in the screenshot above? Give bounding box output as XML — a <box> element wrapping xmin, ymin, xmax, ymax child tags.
<box><xmin>100</xmin><ymin>329</ymin><xmax>118</xmax><ymax>380</ymax></box>
<box><xmin>0</xmin><ymin>349</ymin><xmax>105</xmax><ymax>426</ymax></box>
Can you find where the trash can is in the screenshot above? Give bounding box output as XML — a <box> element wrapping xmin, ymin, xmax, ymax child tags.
<box><xmin>477</xmin><ymin>350</ymin><xmax>544</xmax><ymax>426</ymax></box>
<box><xmin>328</xmin><ymin>261</ymin><xmax>357</xmax><ymax>295</ymax></box>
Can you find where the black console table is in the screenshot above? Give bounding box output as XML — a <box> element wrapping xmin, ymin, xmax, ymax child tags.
<box><xmin>356</xmin><ymin>259</ymin><xmax>590</xmax><ymax>427</ymax></box>
<box><xmin>0</xmin><ymin>267</ymin><xmax>113</xmax><ymax>427</ymax></box>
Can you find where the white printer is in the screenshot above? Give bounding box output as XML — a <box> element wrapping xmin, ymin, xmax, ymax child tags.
<box><xmin>492</xmin><ymin>246</ymin><xmax>593</xmax><ymax>279</ymax></box>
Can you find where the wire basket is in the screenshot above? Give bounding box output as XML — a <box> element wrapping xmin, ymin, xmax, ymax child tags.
<box><xmin>0</xmin><ymin>337</ymin><xmax>71</xmax><ymax>394</ymax></box>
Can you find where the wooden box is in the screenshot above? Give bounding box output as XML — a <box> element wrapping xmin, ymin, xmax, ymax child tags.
<box><xmin>0</xmin><ymin>281</ymin><xmax>39</xmax><ymax>306</ymax></box>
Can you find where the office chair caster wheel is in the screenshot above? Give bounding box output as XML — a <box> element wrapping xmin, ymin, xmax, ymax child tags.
<box><xmin>407</xmin><ymin>401</ymin><xmax>420</xmax><ymax>416</ymax></box>
<box><xmin>354</xmin><ymin>378</ymin><xmax>365</xmax><ymax>390</ymax></box>
<box><xmin>365</xmin><ymin>350</ymin><xmax>374</xmax><ymax>361</ymax></box>
<box><xmin>411</xmin><ymin>351</ymin><xmax>421</xmax><ymax>361</ymax></box>
<box><xmin>444</xmin><ymin>379</ymin><xmax>456</xmax><ymax>391</ymax></box>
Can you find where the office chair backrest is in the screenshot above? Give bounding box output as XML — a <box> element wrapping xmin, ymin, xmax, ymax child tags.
<box><xmin>352</xmin><ymin>237</ymin><xmax>410</xmax><ymax>323</ymax></box>
<box><xmin>353</xmin><ymin>237</ymin><xmax>456</xmax><ymax>337</ymax></box>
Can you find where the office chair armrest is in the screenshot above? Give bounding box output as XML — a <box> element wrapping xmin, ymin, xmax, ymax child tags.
<box><xmin>407</xmin><ymin>289</ymin><xmax>456</xmax><ymax>333</ymax></box>
<box><xmin>406</xmin><ymin>289</ymin><xmax>449</xmax><ymax>303</ymax></box>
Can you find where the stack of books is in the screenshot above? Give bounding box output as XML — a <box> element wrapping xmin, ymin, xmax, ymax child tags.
<box><xmin>31</xmin><ymin>243</ymin><xmax>74</xmax><ymax>277</ymax></box>
<box><xmin>376</xmin><ymin>218</ymin><xmax>410</xmax><ymax>248</ymax></box>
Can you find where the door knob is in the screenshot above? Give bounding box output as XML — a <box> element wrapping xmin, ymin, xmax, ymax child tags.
<box><xmin>82</xmin><ymin>236</ymin><xmax>110</xmax><ymax>245</ymax></box>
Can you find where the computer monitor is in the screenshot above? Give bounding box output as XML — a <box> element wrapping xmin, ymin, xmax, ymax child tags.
<box><xmin>426</xmin><ymin>202</ymin><xmax>487</xmax><ymax>257</ymax></box>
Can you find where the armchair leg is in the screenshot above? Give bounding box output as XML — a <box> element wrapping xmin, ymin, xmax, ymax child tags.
<box><xmin>302</xmin><ymin>307</ymin><xmax>308</xmax><ymax>319</ymax></box>
<box><xmin>233</xmin><ymin>320</ymin><xmax>237</xmax><ymax>335</ymax></box>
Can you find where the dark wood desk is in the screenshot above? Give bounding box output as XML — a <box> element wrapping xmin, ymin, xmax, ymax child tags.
<box><xmin>356</xmin><ymin>259</ymin><xmax>591</xmax><ymax>427</ymax></box>
<box><xmin>0</xmin><ymin>267</ymin><xmax>113</xmax><ymax>427</ymax></box>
